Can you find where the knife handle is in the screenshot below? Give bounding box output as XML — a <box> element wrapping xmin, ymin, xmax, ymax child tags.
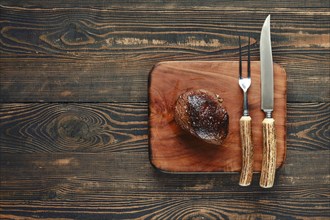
<box><xmin>260</xmin><ymin>118</ymin><xmax>276</xmax><ymax>188</ymax></box>
<box><xmin>239</xmin><ymin>116</ymin><xmax>254</xmax><ymax>186</ymax></box>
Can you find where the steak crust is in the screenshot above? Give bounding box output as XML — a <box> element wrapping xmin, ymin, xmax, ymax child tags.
<box><xmin>174</xmin><ymin>89</ymin><xmax>229</xmax><ymax>145</ymax></box>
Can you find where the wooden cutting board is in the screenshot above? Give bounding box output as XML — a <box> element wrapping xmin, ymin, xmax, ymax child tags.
<box><xmin>149</xmin><ymin>61</ymin><xmax>286</xmax><ymax>173</ymax></box>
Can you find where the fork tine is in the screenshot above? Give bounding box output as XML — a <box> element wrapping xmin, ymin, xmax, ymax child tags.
<box><xmin>239</xmin><ymin>36</ymin><xmax>242</xmax><ymax>79</ymax></box>
<box><xmin>247</xmin><ymin>33</ymin><xmax>251</xmax><ymax>78</ymax></box>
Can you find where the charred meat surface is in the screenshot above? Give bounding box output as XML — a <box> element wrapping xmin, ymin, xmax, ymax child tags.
<box><xmin>174</xmin><ymin>89</ymin><xmax>229</xmax><ymax>145</ymax></box>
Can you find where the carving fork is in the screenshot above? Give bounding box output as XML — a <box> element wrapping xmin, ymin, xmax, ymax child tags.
<box><xmin>238</xmin><ymin>35</ymin><xmax>254</xmax><ymax>186</ymax></box>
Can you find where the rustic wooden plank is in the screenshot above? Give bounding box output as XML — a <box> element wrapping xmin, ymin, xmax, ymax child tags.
<box><xmin>0</xmin><ymin>103</ymin><xmax>328</xmax><ymax>154</ymax></box>
<box><xmin>0</xmin><ymin>60</ymin><xmax>149</xmax><ymax>102</ymax></box>
<box><xmin>0</xmin><ymin>103</ymin><xmax>148</xmax><ymax>153</ymax></box>
<box><xmin>1</xmin><ymin>6</ymin><xmax>329</xmax><ymax>102</ymax></box>
<box><xmin>1</xmin><ymin>58</ymin><xmax>329</xmax><ymax>103</ymax></box>
<box><xmin>1</xmin><ymin>6</ymin><xmax>328</xmax><ymax>59</ymax></box>
<box><xmin>1</xmin><ymin>57</ymin><xmax>329</xmax><ymax>103</ymax></box>
<box><xmin>0</xmin><ymin>0</ymin><xmax>329</xmax><ymax>9</ymax></box>
<box><xmin>286</xmin><ymin>102</ymin><xmax>330</xmax><ymax>151</ymax></box>
<box><xmin>0</xmin><ymin>151</ymin><xmax>329</xmax><ymax>219</ymax></box>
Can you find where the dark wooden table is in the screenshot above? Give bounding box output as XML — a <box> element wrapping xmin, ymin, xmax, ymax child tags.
<box><xmin>1</xmin><ymin>1</ymin><xmax>329</xmax><ymax>219</ymax></box>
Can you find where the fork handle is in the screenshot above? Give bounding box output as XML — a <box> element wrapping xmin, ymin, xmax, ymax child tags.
<box><xmin>260</xmin><ymin>118</ymin><xmax>276</xmax><ymax>188</ymax></box>
<box><xmin>239</xmin><ymin>116</ymin><xmax>254</xmax><ymax>186</ymax></box>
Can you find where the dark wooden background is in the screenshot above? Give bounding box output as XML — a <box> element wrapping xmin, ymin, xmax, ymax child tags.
<box><xmin>0</xmin><ymin>1</ymin><xmax>329</xmax><ymax>219</ymax></box>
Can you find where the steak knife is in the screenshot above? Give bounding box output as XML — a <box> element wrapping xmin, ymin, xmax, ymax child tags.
<box><xmin>260</xmin><ymin>15</ymin><xmax>276</xmax><ymax>188</ymax></box>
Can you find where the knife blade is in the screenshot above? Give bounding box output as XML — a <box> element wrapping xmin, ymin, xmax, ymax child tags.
<box><xmin>260</xmin><ymin>14</ymin><xmax>277</xmax><ymax>188</ymax></box>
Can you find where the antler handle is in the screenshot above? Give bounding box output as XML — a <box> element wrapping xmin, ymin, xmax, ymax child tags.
<box><xmin>239</xmin><ymin>116</ymin><xmax>254</xmax><ymax>186</ymax></box>
<box><xmin>260</xmin><ymin>118</ymin><xmax>276</xmax><ymax>188</ymax></box>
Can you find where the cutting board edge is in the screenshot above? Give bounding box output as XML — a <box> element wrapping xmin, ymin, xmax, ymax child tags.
<box><xmin>149</xmin><ymin>155</ymin><xmax>285</xmax><ymax>174</ymax></box>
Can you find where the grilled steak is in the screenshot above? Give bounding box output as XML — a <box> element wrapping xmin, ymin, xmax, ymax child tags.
<box><xmin>174</xmin><ymin>89</ymin><xmax>229</xmax><ymax>145</ymax></box>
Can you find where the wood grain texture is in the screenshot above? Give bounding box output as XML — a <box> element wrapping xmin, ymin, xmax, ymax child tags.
<box><xmin>0</xmin><ymin>103</ymin><xmax>329</xmax><ymax>218</ymax></box>
<box><xmin>1</xmin><ymin>1</ymin><xmax>329</xmax><ymax>219</ymax></box>
<box><xmin>1</xmin><ymin>58</ymin><xmax>328</xmax><ymax>103</ymax></box>
<box><xmin>287</xmin><ymin>102</ymin><xmax>330</xmax><ymax>151</ymax></box>
<box><xmin>0</xmin><ymin>5</ymin><xmax>329</xmax><ymax>102</ymax></box>
<box><xmin>149</xmin><ymin>61</ymin><xmax>286</xmax><ymax>172</ymax></box>
<box><xmin>239</xmin><ymin>116</ymin><xmax>253</xmax><ymax>186</ymax></box>
<box><xmin>1</xmin><ymin>0</ymin><xmax>329</xmax><ymax>9</ymax></box>
<box><xmin>0</xmin><ymin>103</ymin><xmax>148</xmax><ymax>153</ymax></box>
<box><xmin>0</xmin><ymin>102</ymin><xmax>329</xmax><ymax>154</ymax></box>
<box><xmin>0</xmin><ymin>151</ymin><xmax>329</xmax><ymax>219</ymax></box>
